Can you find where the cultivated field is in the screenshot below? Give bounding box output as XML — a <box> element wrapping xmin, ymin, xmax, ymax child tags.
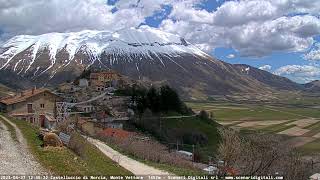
<box><xmin>186</xmin><ymin>101</ymin><xmax>320</xmax><ymax>155</ymax></box>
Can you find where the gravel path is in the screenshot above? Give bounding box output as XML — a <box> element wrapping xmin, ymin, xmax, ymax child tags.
<box><xmin>0</xmin><ymin>115</ymin><xmax>47</xmax><ymax>175</ymax></box>
<box><xmin>86</xmin><ymin>137</ymin><xmax>173</xmax><ymax>175</ymax></box>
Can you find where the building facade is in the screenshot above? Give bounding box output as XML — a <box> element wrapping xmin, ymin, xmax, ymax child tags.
<box><xmin>0</xmin><ymin>88</ymin><xmax>62</xmax><ymax>128</ymax></box>
<box><xmin>90</xmin><ymin>71</ymin><xmax>120</xmax><ymax>89</ymax></box>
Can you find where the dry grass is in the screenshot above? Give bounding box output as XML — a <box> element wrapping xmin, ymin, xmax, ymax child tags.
<box><xmin>278</xmin><ymin>127</ymin><xmax>310</xmax><ymax>136</ymax></box>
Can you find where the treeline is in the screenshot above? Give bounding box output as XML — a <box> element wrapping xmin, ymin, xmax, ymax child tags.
<box><xmin>117</xmin><ymin>85</ymin><xmax>193</xmax><ymax>115</ymax></box>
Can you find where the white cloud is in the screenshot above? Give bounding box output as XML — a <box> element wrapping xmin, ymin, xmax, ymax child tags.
<box><xmin>259</xmin><ymin>65</ymin><xmax>272</xmax><ymax>71</ymax></box>
<box><xmin>0</xmin><ymin>0</ymin><xmax>167</xmax><ymax>38</ymax></box>
<box><xmin>303</xmin><ymin>43</ymin><xmax>320</xmax><ymax>61</ymax></box>
<box><xmin>274</xmin><ymin>65</ymin><xmax>320</xmax><ymax>83</ymax></box>
<box><xmin>226</xmin><ymin>54</ymin><xmax>235</xmax><ymax>59</ymax></box>
<box><xmin>114</xmin><ymin>0</ymin><xmax>174</xmax><ymax>17</ymax></box>
<box><xmin>212</xmin><ymin>0</ymin><xmax>278</xmax><ymax>27</ymax></box>
<box><xmin>0</xmin><ymin>0</ymin><xmax>320</xmax><ymax>58</ymax></box>
<box><xmin>169</xmin><ymin>2</ymin><xmax>214</xmax><ymax>24</ymax></box>
<box><xmin>160</xmin><ymin>0</ymin><xmax>320</xmax><ymax>56</ymax></box>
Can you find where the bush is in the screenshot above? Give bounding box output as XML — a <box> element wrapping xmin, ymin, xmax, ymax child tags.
<box><xmin>197</xmin><ymin>110</ymin><xmax>213</xmax><ymax>124</ymax></box>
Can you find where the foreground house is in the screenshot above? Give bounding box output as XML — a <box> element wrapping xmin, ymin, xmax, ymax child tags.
<box><xmin>0</xmin><ymin>88</ymin><xmax>62</xmax><ymax>129</ymax></box>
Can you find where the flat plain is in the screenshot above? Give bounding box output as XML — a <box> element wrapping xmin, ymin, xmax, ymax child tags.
<box><xmin>186</xmin><ymin>96</ymin><xmax>320</xmax><ymax>155</ymax></box>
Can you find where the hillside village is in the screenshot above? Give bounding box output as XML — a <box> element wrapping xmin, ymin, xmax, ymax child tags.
<box><xmin>0</xmin><ymin>70</ymin><xmax>133</xmax><ymax>131</ymax></box>
<box><xmin>1</xmin><ymin>69</ymin><xmax>320</xmax><ymax>178</ymax></box>
<box><xmin>0</xmin><ymin>69</ymin><xmax>221</xmax><ymax>175</ymax></box>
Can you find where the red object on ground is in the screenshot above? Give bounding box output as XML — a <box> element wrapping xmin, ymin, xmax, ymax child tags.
<box><xmin>98</xmin><ymin>128</ymin><xmax>135</xmax><ymax>139</ymax></box>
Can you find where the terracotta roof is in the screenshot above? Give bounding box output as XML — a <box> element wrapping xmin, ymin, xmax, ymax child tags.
<box><xmin>0</xmin><ymin>88</ymin><xmax>57</xmax><ymax>105</ymax></box>
<box><xmin>98</xmin><ymin>128</ymin><xmax>135</xmax><ymax>139</ymax></box>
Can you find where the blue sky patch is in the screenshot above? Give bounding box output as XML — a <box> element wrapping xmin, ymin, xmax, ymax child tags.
<box><xmin>143</xmin><ymin>5</ymin><xmax>172</xmax><ymax>28</ymax></box>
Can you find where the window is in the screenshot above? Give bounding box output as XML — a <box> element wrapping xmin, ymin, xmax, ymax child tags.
<box><xmin>27</xmin><ymin>104</ymin><xmax>33</xmax><ymax>113</ymax></box>
<box><xmin>40</xmin><ymin>104</ymin><xmax>45</xmax><ymax>109</ymax></box>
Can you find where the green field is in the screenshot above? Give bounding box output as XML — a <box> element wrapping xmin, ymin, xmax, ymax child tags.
<box><xmin>275</xmin><ymin>107</ymin><xmax>320</xmax><ymax>118</ymax></box>
<box><xmin>3</xmin><ymin>116</ymin><xmax>131</xmax><ymax>175</ymax></box>
<box><xmin>298</xmin><ymin>139</ymin><xmax>320</xmax><ymax>155</ymax></box>
<box><xmin>187</xmin><ymin>102</ymin><xmax>320</xmax><ymax>121</ymax></box>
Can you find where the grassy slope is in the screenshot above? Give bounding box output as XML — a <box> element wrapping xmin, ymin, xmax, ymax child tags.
<box><xmin>163</xmin><ymin>116</ymin><xmax>221</xmax><ymax>159</ymax></box>
<box><xmin>8</xmin><ymin>117</ymin><xmax>131</xmax><ymax>175</ymax></box>
<box><xmin>69</xmin><ymin>132</ymin><xmax>132</xmax><ymax>175</ymax></box>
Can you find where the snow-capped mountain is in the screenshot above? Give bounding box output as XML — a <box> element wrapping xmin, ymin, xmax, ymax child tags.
<box><xmin>0</xmin><ymin>27</ymin><xmax>302</xmax><ymax>99</ymax></box>
<box><xmin>0</xmin><ymin>27</ymin><xmax>207</xmax><ymax>76</ymax></box>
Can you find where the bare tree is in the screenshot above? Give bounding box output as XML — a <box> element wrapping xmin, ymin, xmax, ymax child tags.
<box><xmin>217</xmin><ymin>128</ymin><xmax>313</xmax><ymax>179</ymax></box>
<box><xmin>217</xmin><ymin>128</ymin><xmax>243</xmax><ymax>172</ymax></box>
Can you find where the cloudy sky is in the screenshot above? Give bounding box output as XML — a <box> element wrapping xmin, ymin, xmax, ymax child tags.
<box><xmin>0</xmin><ymin>0</ymin><xmax>320</xmax><ymax>83</ymax></box>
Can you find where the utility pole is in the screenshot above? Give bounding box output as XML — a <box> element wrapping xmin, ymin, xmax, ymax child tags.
<box><xmin>192</xmin><ymin>144</ymin><xmax>195</xmax><ymax>162</ymax></box>
<box><xmin>159</xmin><ymin>117</ymin><xmax>162</xmax><ymax>132</ymax></box>
<box><xmin>209</xmin><ymin>156</ymin><xmax>213</xmax><ymax>166</ymax></box>
<box><xmin>176</xmin><ymin>140</ymin><xmax>179</xmax><ymax>151</ymax></box>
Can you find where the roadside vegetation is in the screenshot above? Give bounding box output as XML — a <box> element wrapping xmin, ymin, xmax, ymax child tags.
<box><xmin>5</xmin><ymin>116</ymin><xmax>131</xmax><ymax>175</ymax></box>
<box><xmin>0</xmin><ymin>115</ymin><xmax>18</xmax><ymax>141</ymax></box>
<box><xmin>68</xmin><ymin>132</ymin><xmax>132</xmax><ymax>175</ymax></box>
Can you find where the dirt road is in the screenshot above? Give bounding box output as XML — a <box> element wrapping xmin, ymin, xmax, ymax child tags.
<box><xmin>86</xmin><ymin>137</ymin><xmax>173</xmax><ymax>175</ymax></box>
<box><xmin>0</xmin><ymin>115</ymin><xmax>47</xmax><ymax>175</ymax></box>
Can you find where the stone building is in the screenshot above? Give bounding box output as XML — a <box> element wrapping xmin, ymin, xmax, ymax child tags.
<box><xmin>0</xmin><ymin>88</ymin><xmax>62</xmax><ymax>128</ymax></box>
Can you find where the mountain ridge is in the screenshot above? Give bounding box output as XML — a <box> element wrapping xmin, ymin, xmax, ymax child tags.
<box><xmin>0</xmin><ymin>27</ymin><xmax>307</xmax><ymax>99</ymax></box>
